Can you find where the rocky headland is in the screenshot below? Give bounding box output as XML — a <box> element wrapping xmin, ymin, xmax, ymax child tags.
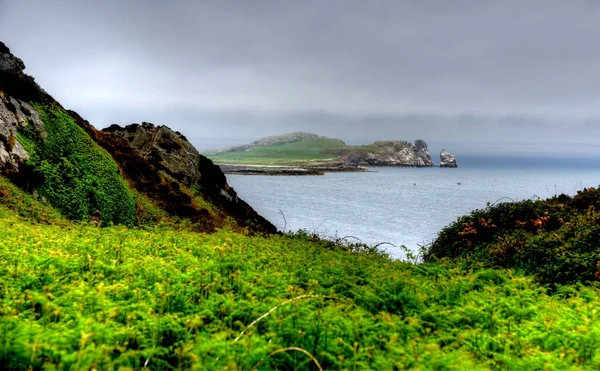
<box><xmin>0</xmin><ymin>41</ymin><xmax>275</xmax><ymax>233</ymax></box>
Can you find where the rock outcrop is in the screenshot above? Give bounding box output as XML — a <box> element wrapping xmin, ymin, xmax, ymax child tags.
<box><xmin>0</xmin><ymin>97</ymin><xmax>32</xmax><ymax>172</ymax></box>
<box><xmin>99</xmin><ymin>122</ymin><xmax>276</xmax><ymax>233</ymax></box>
<box><xmin>0</xmin><ymin>43</ymin><xmax>54</xmax><ymax>104</ymax></box>
<box><xmin>0</xmin><ymin>43</ymin><xmax>50</xmax><ymax>173</ymax></box>
<box><xmin>440</xmin><ymin>150</ymin><xmax>458</xmax><ymax>168</ymax></box>
<box><xmin>341</xmin><ymin>139</ymin><xmax>434</xmax><ymax>167</ymax></box>
<box><xmin>104</xmin><ymin>123</ymin><xmax>202</xmax><ymax>186</ymax></box>
<box><xmin>1</xmin><ymin>42</ymin><xmax>57</xmax><ymax>174</ymax></box>
<box><xmin>0</xmin><ymin>41</ymin><xmax>276</xmax><ymax>233</ymax></box>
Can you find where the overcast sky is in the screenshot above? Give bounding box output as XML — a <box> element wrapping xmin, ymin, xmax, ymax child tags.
<box><xmin>1</xmin><ymin>0</ymin><xmax>600</xmax><ymax>155</ymax></box>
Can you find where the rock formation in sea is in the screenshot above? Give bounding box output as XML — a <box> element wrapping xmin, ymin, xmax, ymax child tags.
<box><xmin>440</xmin><ymin>149</ymin><xmax>458</xmax><ymax>168</ymax></box>
<box><xmin>341</xmin><ymin>139</ymin><xmax>434</xmax><ymax>167</ymax></box>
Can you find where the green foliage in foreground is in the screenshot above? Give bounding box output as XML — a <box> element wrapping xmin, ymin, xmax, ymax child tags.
<box><xmin>2</xmin><ymin>208</ymin><xmax>600</xmax><ymax>370</ymax></box>
<box><xmin>426</xmin><ymin>187</ymin><xmax>600</xmax><ymax>285</ymax></box>
<box><xmin>206</xmin><ymin>138</ymin><xmax>346</xmax><ymax>165</ymax></box>
<box><xmin>17</xmin><ymin>104</ymin><xmax>136</xmax><ymax>225</ymax></box>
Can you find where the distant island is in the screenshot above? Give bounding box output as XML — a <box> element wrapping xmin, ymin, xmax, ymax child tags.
<box><xmin>204</xmin><ymin>132</ymin><xmax>457</xmax><ymax>175</ymax></box>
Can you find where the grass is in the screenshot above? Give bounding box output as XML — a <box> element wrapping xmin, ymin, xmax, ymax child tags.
<box><xmin>2</xmin><ymin>205</ymin><xmax>600</xmax><ymax>369</ymax></box>
<box><xmin>0</xmin><ymin>175</ymin><xmax>64</xmax><ymax>224</ymax></box>
<box><xmin>206</xmin><ymin>138</ymin><xmax>347</xmax><ymax>165</ymax></box>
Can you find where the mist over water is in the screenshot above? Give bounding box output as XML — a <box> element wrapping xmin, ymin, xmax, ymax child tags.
<box><xmin>227</xmin><ymin>155</ymin><xmax>600</xmax><ymax>258</ymax></box>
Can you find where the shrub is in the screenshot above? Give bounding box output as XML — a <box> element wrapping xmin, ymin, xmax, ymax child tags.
<box><xmin>17</xmin><ymin>104</ymin><xmax>135</xmax><ymax>225</ymax></box>
<box><xmin>424</xmin><ymin>188</ymin><xmax>600</xmax><ymax>285</ymax></box>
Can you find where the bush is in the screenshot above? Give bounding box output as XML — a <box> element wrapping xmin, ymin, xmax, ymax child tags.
<box><xmin>17</xmin><ymin>104</ymin><xmax>135</xmax><ymax>225</ymax></box>
<box><xmin>424</xmin><ymin>188</ymin><xmax>600</xmax><ymax>285</ymax></box>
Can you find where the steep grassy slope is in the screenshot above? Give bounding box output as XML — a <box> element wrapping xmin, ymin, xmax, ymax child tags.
<box><xmin>2</xmin><ymin>208</ymin><xmax>600</xmax><ymax>370</ymax></box>
<box><xmin>17</xmin><ymin>104</ymin><xmax>136</xmax><ymax>225</ymax></box>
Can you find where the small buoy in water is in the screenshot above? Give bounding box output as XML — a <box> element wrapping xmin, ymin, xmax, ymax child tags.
<box><xmin>414</xmin><ymin>183</ymin><xmax>416</xmax><ymax>186</ymax></box>
<box><xmin>457</xmin><ymin>182</ymin><xmax>462</xmax><ymax>185</ymax></box>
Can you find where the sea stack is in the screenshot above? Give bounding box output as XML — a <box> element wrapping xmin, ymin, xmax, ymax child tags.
<box><xmin>440</xmin><ymin>149</ymin><xmax>458</xmax><ymax>168</ymax></box>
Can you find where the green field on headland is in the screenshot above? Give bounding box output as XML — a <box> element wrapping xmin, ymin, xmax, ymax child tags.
<box><xmin>205</xmin><ymin>136</ymin><xmax>347</xmax><ymax>165</ymax></box>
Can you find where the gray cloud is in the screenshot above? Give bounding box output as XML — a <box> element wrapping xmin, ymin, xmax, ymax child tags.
<box><xmin>1</xmin><ymin>0</ymin><xmax>600</xmax><ymax>154</ymax></box>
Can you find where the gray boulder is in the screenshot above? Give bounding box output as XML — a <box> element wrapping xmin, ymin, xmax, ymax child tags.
<box><xmin>0</xmin><ymin>96</ymin><xmax>46</xmax><ymax>172</ymax></box>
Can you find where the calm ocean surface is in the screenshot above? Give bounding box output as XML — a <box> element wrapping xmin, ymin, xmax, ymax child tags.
<box><xmin>227</xmin><ymin>155</ymin><xmax>600</xmax><ymax>258</ymax></box>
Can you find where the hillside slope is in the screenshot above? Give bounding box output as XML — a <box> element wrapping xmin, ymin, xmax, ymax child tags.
<box><xmin>0</xmin><ymin>41</ymin><xmax>275</xmax><ymax>233</ymax></box>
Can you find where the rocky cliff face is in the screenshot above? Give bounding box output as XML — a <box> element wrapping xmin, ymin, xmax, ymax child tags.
<box><xmin>0</xmin><ymin>44</ymin><xmax>48</xmax><ymax>173</ymax></box>
<box><xmin>99</xmin><ymin>121</ymin><xmax>275</xmax><ymax>232</ymax></box>
<box><xmin>440</xmin><ymin>150</ymin><xmax>458</xmax><ymax>168</ymax></box>
<box><xmin>0</xmin><ymin>41</ymin><xmax>275</xmax><ymax>233</ymax></box>
<box><xmin>0</xmin><ymin>98</ymin><xmax>33</xmax><ymax>173</ymax></box>
<box><xmin>341</xmin><ymin>140</ymin><xmax>434</xmax><ymax>167</ymax></box>
<box><xmin>103</xmin><ymin>123</ymin><xmax>203</xmax><ymax>186</ymax></box>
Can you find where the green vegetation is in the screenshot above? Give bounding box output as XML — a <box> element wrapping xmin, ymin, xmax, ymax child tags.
<box><xmin>17</xmin><ymin>104</ymin><xmax>136</xmax><ymax>225</ymax></box>
<box><xmin>206</xmin><ymin>137</ymin><xmax>347</xmax><ymax>165</ymax></box>
<box><xmin>130</xmin><ymin>189</ymin><xmax>169</xmax><ymax>226</ymax></box>
<box><xmin>425</xmin><ymin>187</ymin><xmax>600</xmax><ymax>286</ymax></box>
<box><xmin>2</xmin><ymin>202</ymin><xmax>600</xmax><ymax>370</ymax></box>
<box><xmin>0</xmin><ymin>175</ymin><xmax>64</xmax><ymax>224</ymax></box>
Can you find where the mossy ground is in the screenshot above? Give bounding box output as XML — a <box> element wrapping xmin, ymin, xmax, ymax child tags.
<box><xmin>16</xmin><ymin>104</ymin><xmax>136</xmax><ymax>225</ymax></box>
<box><xmin>2</xmin><ymin>202</ymin><xmax>600</xmax><ymax>370</ymax></box>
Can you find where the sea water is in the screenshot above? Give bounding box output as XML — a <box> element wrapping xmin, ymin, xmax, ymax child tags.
<box><xmin>227</xmin><ymin>155</ymin><xmax>600</xmax><ymax>258</ymax></box>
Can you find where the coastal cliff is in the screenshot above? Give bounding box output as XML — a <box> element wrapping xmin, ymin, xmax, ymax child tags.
<box><xmin>339</xmin><ymin>139</ymin><xmax>434</xmax><ymax>167</ymax></box>
<box><xmin>0</xmin><ymin>41</ymin><xmax>275</xmax><ymax>233</ymax></box>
